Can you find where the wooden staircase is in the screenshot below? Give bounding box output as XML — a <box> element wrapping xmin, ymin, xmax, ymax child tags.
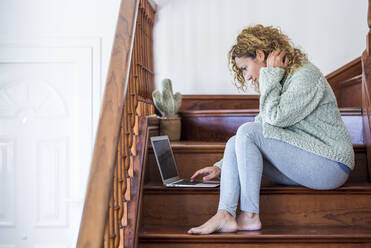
<box><xmin>77</xmin><ymin>0</ymin><xmax>371</xmax><ymax>247</ymax></box>
<box><xmin>137</xmin><ymin>107</ymin><xmax>371</xmax><ymax>247</ymax></box>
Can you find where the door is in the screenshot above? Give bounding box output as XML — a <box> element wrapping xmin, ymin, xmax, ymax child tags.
<box><xmin>0</xmin><ymin>40</ymin><xmax>101</xmax><ymax>247</ymax></box>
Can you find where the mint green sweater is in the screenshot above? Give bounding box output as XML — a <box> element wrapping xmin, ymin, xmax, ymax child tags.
<box><xmin>214</xmin><ymin>61</ymin><xmax>355</xmax><ymax>171</ymax></box>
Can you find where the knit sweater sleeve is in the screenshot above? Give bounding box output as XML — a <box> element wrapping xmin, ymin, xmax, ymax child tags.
<box><xmin>259</xmin><ymin>66</ymin><xmax>325</xmax><ymax>127</ymax></box>
<box><xmin>213</xmin><ymin>158</ymin><xmax>223</xmax><ymax>169</ymax></box>
<box><xmin>254</xmin><ymin>112</ymin><xmax>262</xmax><ymax>123</ymax></box>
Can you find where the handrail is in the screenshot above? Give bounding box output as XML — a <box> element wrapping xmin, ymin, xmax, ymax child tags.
<box><xmin>326</xmin><ymin>57</ymin><xmax>361</xmax><ymax>86</ymax></box>
<box><xmin>77</xmin><ymin>0</ymin><xmax>156</xmax><ymax>247</ymax></box>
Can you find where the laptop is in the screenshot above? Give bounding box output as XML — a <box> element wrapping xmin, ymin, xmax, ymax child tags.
<box><xmin>150</xmin><ymin>135</ymin><xmax>220</xmax><ymax>188</ymax></box>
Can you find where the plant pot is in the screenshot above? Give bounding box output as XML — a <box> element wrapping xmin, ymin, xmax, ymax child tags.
<box><xmin>158</xmin><ymin>114</ymin><xmax>181</xmax><ymax>141</ymax></box>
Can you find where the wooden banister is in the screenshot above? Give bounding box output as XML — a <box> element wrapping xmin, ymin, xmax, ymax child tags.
<box><xmin>77</xmin><ymin>0</ymin><xmax>156</xmax><ymax>247</ymax></box>
<box><xmin>326</xmin><ymin>57</ymin><xmax>361</xmax><ymax>87</ymax></box>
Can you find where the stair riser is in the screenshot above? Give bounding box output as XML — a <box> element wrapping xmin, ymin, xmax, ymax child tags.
<box><xmin>180</xmin><ymin>115</ymin><xmax>362</xmax><ymax>143</ymax></box>
<box><xmin>142</xmin><ymin>192</ymin><xmax>371</xmax><ymax>227</ymax></box>
<box><xmin>145</xmin><ymin>150</ymin><xmax>368</xmax><ymax>185</ymax></box>
<box><xmin>179</xmin><ymin>95</ymin><xmax>260</xmax><ymax>111</ymax></box>
<box><xmin>181</xmin><ymin>116</ymin><xmax>254</xmax><ymax>141</ymax></box>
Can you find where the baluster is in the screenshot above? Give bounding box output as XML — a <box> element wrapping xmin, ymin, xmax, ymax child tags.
<box><xmin>113</xmin><ymin>151</ymin><xmax>119</xmax><ymax>248</ymax></box>
<box><xmin>109</xmin><ymin>191</ymin><xmax>114</xmax><ymax>248</ymax></box>
<box><xmin>368</xmin><ymin>0</ymin><xmax>371</xmax><ymax>55</ymax></box>
<box><xmin>141</xmin><ymin>7</ymin><xmax>145</xmax><ymax>114</ymax></box>
<box><xmin>121</xmin><ymin>107</ymin><xmax>128</xmax><ymax>228</ymax></box>
<box><xmin>118</xmin><ymin>118</ymin><xmax>124</xmax><ymax>225</ymax></box>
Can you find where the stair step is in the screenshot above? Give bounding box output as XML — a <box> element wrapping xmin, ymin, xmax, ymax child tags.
<box><xmin>151</xmin><ymin>141</ymin><xmax>365</xmax><ymax>150</ymax></box>
<box><xmin>139</xmin><ymin>225</ymin><xmax>371</xmax><ymax>247</ymax></box>
<box><xmin>179</xmin><ymin>107</ymin><xmax>363</xmax><ymax>142</ymax></box>
<box><xmin>145</xmin><ymin>142</ymin><xmax>368</xmax><ymax>184</ymax></box>
<box><xmin>141</xmin><ymin>183</ymin><xmax>371</xmax><ymax>228</ymax></box>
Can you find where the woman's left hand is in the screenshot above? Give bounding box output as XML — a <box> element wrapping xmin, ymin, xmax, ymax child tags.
<box><xmin>267</xmin><ymin>49</ymin><xmax>289</xmax><ymax>69</ymax></box>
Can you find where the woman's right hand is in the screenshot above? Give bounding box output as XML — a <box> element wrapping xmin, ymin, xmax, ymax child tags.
<box><xmin>190</xmin><ymin>166</ymin><xmax>221</xmax><ymax>182</ymax></box>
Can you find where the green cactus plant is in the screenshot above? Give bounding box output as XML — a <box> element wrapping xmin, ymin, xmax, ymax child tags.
<box><xmin>152</xmin><ymin>78</ymin><xmax>182</xmax><ymax>117</ymax></box>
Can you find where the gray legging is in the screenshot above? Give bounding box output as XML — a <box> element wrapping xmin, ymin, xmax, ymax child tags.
<box><xmin>217</xmin><ymin>122</ymin><xmax>351</xmax><ymax>217</ymax></box>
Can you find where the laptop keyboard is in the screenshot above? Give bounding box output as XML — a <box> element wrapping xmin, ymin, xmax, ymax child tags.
<box><xmin>173</xmin><ymin>179</ymin><xmax>203</xmax><ymax>185</ymax></box>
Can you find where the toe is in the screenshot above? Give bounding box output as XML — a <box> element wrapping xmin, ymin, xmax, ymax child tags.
<box><xmin>188</xmin><ymin>228</ymin><xmax>200</xmax><ymax>234</ymax></box>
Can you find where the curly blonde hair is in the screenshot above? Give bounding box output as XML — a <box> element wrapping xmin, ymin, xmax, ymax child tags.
<box><xmin>228</xmin><ymin>24</ymin><xmax>308</xmax><ymax>93</ymax></box>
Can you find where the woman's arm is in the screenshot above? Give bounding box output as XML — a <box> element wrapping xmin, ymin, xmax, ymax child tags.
<box><xmin>259</xmin><ymin>66</ymin><xmax>325</xmax><ymax>127</ymax></box>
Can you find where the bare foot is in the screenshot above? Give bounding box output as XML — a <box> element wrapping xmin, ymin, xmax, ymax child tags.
<box><xmin>187</xmin><ymin>210</ymin><xmax>238</xmax><ymax>235</ymax></box>
<box><xmin>236</xmin><ymin>211</ymin><xmax>262</xmax><ymax>231</ymax></box>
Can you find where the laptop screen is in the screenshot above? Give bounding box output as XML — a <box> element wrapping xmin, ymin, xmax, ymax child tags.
<box><xmin>151</xmin><ymin>138</ymin><xmax>178</xmax><ymax>180</ymax></box>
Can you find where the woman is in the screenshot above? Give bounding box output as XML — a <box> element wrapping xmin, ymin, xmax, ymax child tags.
<box><xmin>187</xmin><ymin>24</ymin><xmax>354</xmax><ymax>235</ymax></box>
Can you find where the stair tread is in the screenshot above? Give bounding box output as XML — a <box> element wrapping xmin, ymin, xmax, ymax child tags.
<box><xmin>165</xmin><ymin>141</ymin><xmax>226</xmax><ymax>147</ymax></box>
<box><xmin>180</xmin><ymin>107</ymin><xmax>361</xmax><ymax>115</ymax></box>
<box><xmin>149</xmin><ymin>141</ymin><xmax>226</xmax><ymax>151</ymax></box>
<box><xmin>149</xmin><ymin>140</ymin><xmax>365</xmax><ymax>149</ymax></box>
<box><xmin>144</xmin><ymin>182</ymin><xmax>371</xmax><ymax>193</ymax></box>
<box><xmin>140</xmin><ymin>225</ymin><xmax>371</xmax><ymax>241</ymax></box>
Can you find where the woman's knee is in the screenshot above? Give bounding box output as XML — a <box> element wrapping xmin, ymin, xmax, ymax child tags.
<box><xmin>226</xmin><ymin>135</ymin><xmax>236</xmax><ymax>150</ymax></box>
<box><xmin>236</xmin><ymin>122</ymin><xmax>262</xmax><ymax>140</ymax></box>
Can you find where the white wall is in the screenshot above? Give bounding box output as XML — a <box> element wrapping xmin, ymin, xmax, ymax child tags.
<box><xmin>0</xmin><ymin>0</ymin><xmax>121</xmax><ymax>90</ymax></box>
<box><xmin>0</xmin><ymin>0</ymin><xmax>121</xmax><ymax>247</ymax></box>
<box><xmin>153</xmin><ymin>0</ymin><xmax>369</xmax><ymax>94</ymax></box>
